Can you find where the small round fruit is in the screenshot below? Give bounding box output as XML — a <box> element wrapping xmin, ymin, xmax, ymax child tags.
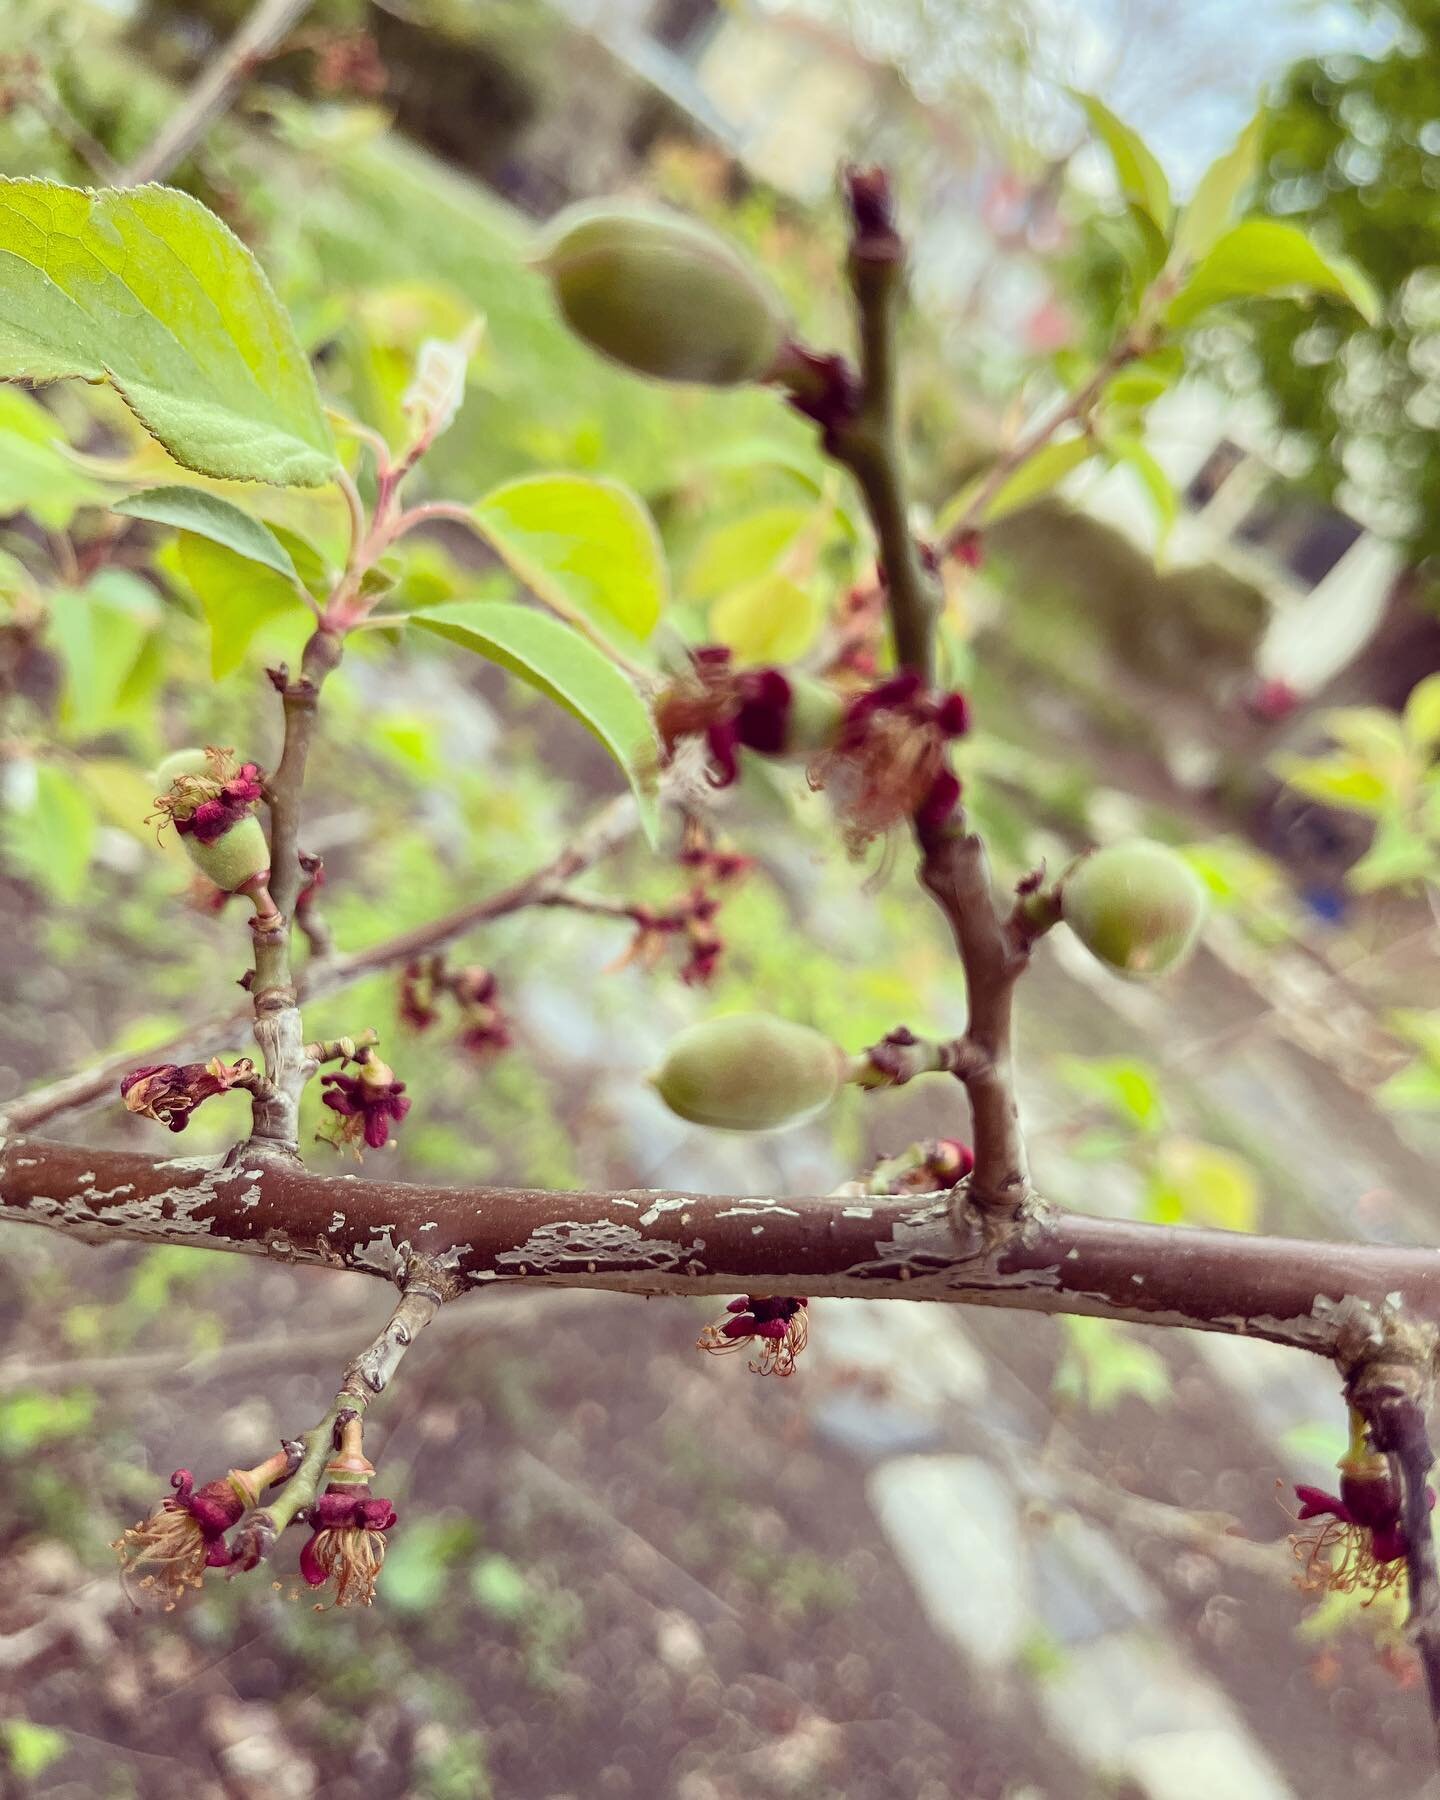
<box><xmin>152</xmin><ymin>747</ymin><xmax>212</xmax><ymax>789</ymax></box>
<box><xmin>183</xmin><ymin>815</ymin><xmax>270</xmax><ymax>894</ymax></box>
<box><xmin>1060</xmin><ymin>840</ymin><xmax>1205</xmax><ymax>978</ymax></box>
<box><xmin>653</xmin><ymin>1013</ymin><xmax>843</xmax><ymax>1132</ymax></box>
<box><xmin>535</xmin><ymin>203</ymin><xmax>788</xmax><ymax>386</ymax></box>
<box><xmin>782</xmin><ymin>676</ymin><xmax>845</xmax><ymax>758</ymax></box>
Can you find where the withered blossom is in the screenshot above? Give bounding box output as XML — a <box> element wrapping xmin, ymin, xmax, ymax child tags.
<box><xmin>698</xmin><ymin>1295</ymin><xmax>809</xmax><ymax>1377</ymax></box>
<box><xmin>120</xmin><ymin>1056</ymin><xmax>256</xmax><ymax>1132</ymax></box>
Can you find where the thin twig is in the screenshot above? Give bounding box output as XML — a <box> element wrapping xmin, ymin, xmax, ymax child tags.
<box><xmin>118</xmin><ymin>0</ymin><xmax>315</xmax><ymax>187</ymax></box>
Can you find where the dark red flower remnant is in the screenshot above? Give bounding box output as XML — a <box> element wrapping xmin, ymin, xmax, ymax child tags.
<box><xmin>113</xmin><ymin>1453</ymin><xmax>290</xmax><ymax>1609</ymax></box>
<box><xmin>120</xmin><ymin>1057</ymin><xmax>256</xmax><ymax>1131</ymax></box>
<box><xmin>1290</xmin><ymin>1433</ymin><xmax>1437</xmax><ymax>1603</ymax></box>
<box><xmin>320</xmin><ymin>1059</ymin><xmax>411</xmax><ymax>1152</ymax></box>
<box><xmin>698</xmin><ymin>1296</ymin><xmax>809</xmax><ymax>1377</ymax></box>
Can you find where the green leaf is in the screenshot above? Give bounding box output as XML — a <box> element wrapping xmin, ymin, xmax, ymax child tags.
<box><xmin>411</xmin><ymin>600</ymin><xmax>659</xmax><ymax>839</ymax></box>
<box><xmin>940</xmin><ymin>436</ymin><xmax>1097</xmax><ymax>532</ymax></box>
<box><xmin>710</xmin><ymin>571</ymin><xmax>819</xmax><ymax>665</ymax></box>
<box><xmin>1054</xmin><ymin>1316</ymin><xmax>1170</xmax><ymax>1413</ymax></box>
<box><xmin>0</xmin><ymin>387</ymin><xmax>106</xmax><ymax>528</ymax></box>
<box><xmin>1167</xmin><ymin>220</ymin><xmax>1380</xmax><ymax>328</ymax></box>
<box><xmin>471</xmin><ymin>474</ymin><xmax>667</xmax><ymax>646</ymax></box>
<box><xmin>1175</xmin><ymin>111</ymin><xmax>1265</xmax><ymax>262</ymax></box>
<box><xmin>1107</xmin><ymin>433</ymin><xmax>1177</xmax><ymax>552</ymax></box>
<box><xmin>684</xmin><ymin>506</ymin><xmax>813</xmax><ymax>602</ymax></box>
<box><xmin>114</xmin><ymin>485</ymin><xmax>299</xmax><ymax>582</ymax></box>
<box><xmin>1075</xmin><ymin>93</ymin><xmax>1172</xmax><ymax>231</ymax></box>
<box><xmin>3</xmin><ymin>764</ymin><xmax>94</xmax><ymax>900</ymax></box>
<box><xmin>1347</xmin><ymin>819</ymin><xmax>1436</xmax><ymax>893</ymax></box>
<box><xmin>1145</xmin><ymin>1137</ymin><xmax>1260</xmax><ymax>1232</ymax></box>
<box><xmin>1056</xmin><ymin>1055</ymin><xmax>1165</xmax><ymax>1133</ymax></box>
<box><xmin>0</xmin><ymin>178</ymin><xmax>336</xmax><ymax>485</ymax></box>
<box><xmin>171</xmin><ymin>530</ymin><xmax>307</xmax><ymax>679</ymax></box>
<box><xmin>1404</xmin><ymin>675</ymin><xmax>1440</xmax><ymax>751</ymax></box>
<box><xmin>0</xmin><ymin>1719</ymin><xmax>67</xmax><ymax>1781</ymax></box>
<box><xmin>470</xmin><ymin>1553</ymin><xmax>533</xmax><ymax>1620</ymax></box>
<box><xmin>1274</xmin><ymin>752</ymin><xmax>1391</xmax><ymax>814</ymax></box>
<box><xmin>47</xmin><ymin>569</ymin><xmax>159</xmax><ymax>737</ymax></box>
<box><xmin>1377</xmin><ymin>1060</ymin><xmax>1440</xmax><ymax>1113</ymax></box>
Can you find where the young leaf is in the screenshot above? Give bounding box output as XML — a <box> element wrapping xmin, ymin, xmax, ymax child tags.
<box><xmin>710</xmin><ymin>571</ymin><xmax>818</xmax><ymax>665</ymax></box>
<box><xmin>1403</xmin><ymin>674</ymin><xmax>1440</xmax><ymax>751</ymax></box>
<box><xmin>1145</xmin><ymin>1137</ymin><xmax>1260</xmax><ymax>1233</ymax></box>
<box><xmin>2</xmin><ymin>762</ymin><xmax>95</xmax><ymax>901</ymax></box>
<box><xmin>170</xmin><ymin>531</ymin><xmax>308</xmax><ymax>679</ymax></box>
<box><xmin>1167</xmin><ymin>220</ymin><xmax>1380</xmax><ymax>328</ymax></box>
<box><xmin>1106</xmin><ymin>433</ymin><xmax>1178</xmax><ymax>552</ymax></box>
<box><xmin>114</xmin><ymin>486</ymin><xmax>300</xmax><ymax>583</ymax></box>
<box><xmin>0</xmin><ymin>388</ymin><xmax>107</xmax><ymax>528</ymax></box>
<box><xmin>1174</xmin><ymin>111</ymin><xmax>1265</xmax><ymax>263</ymax></box>
<box><xmin>47</xmin><ymin>569</ymin><xmax>160</xmax><ymax>737</ymax></box>
<box><xmin>411</xmin><ymin>600</ymin><xmax>659</xmax><ymax>839</ymax></box>
<box><xmin>1075</xmin><ymin>93</ymin><xmax>1172</xmax><ymax>232</ymax></box>
<box><xmin>470</xmin><ymin>474</ymin><xmax>666</xmax><ymax>646</ymax></box>
<box><xmin>941</xmin><ymin>436</ymin><xmax>1097</xmax><ymax>531</ymax></box>
<box><xmin>0</xmin><ymin>179</ymin><xmax>336</xmax><ymax>485</ymax></box>
<box><xmin>684</xmin><ymin>506</ymin><xmax>813</xmax><ymax>602</ymax></box>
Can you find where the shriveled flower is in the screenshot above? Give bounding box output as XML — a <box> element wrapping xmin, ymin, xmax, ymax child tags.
<box><xmin>120</xmin><ymin>1056</ymin><xmax>256</xmax><ymax>1132</ymax></box>
<box><xmin>398</xmin><ymin>957</ymin><xmax>443</xmax><ymax>1032</ymax></box>
<box><xmin>698</xmin><ymin>1295</ymin><xmax>809</xmax><ymax>1377</ymax></box>
<box><xmin>150</xmin><ymin>747</ymin><xmax>264</xmax><ymax>846</ymax></box>
<box><xmin>297</xmin><ymin>1429</ymin><xmax>397</xmax><ymax>1608</ymax></box>
<box><xmin>452</xmin><ymin>966</ymin><xmax>511</xmax><ymax>1059</ymax></box>
<box><xmin>678</xmin><ymin>817</ymin><xmax>755</xmax><ymax>886</ymax></box>
<box><xmin>810</xmin><ymin>671</ymin><xmax>969</xmax><ymax>851</ymax></box>
<box><xmin>113</xmin><ymin>1452</ymin><xmax>289</xmax><ymax>1610</ymax></box>
<box><xmin>654</xmin><ymin>650</ymin><xmax>838</xmax><ymax>788</ymax></box>
<box><xmin>1289</xmin><ymin>1421</ymin><xmax>1436</xmax><ymax>1604</ymax></box>
<box><xmin>320</xmin><ymin>1057</ymin><xmax>411</xmax><ymax>1153</ymax></box>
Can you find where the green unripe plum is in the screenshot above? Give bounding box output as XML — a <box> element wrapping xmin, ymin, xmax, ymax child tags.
<box><xmin>535</xmin><ymin>203</ymin><xmax>789</xmax><ymax>386</ymax></box>
<box><xmin>653</xmin><ymin>1013</ymin><xmax>844</xmax><ymax>1132</ymax></box>
<box><xmin>1060</xmin><ymin>840</ymin><xmax>1205</xmax><ymax>978</ymax></box>
<box><xmin>184</xmin><ymin>814</ymin><xmax>270</xmax><ymax>893</ymax></box>
<box><xmin>783</xmin><ymin>677</ymin><xmax>845</xmax><ymax>758</ymax></box>
<box><xmin>152</xmin><ymin>747</ymin><xmax>213</xmax><ymax>788</ymax></box>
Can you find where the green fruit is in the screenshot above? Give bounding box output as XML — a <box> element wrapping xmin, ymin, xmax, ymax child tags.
<box><xmin>535</xmin><ymin>203</ymin><xmax>788</xmax><ymax>386</ymax></box>
<box><xmin>654</xmin><ymin>1013</ymin><xmax>843</xmax><ymax>1132</ymax></box>
<box><xmin>783</xmin><ymin>677</ymin><xmax>845</xmax><ymax>758</ymax></box>
<box><xmin>1061</xmin><ymin>841</ymin><xmax>1205</xmax><ymax>978</ymax></box>
<box><xmin>152</xmin><ymin>747</ymin><xmax>212</xmax><ymax>788</ymax></box>
<box><xmin>184</xmin><ymin>815</ymin><xmax>270</xmax><ymax>894</ymax></box>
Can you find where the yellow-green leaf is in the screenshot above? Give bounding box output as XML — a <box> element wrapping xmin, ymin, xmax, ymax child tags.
<box><xmin>0</xmin><ymin>178</ymin><xmax>336</xmax><ymax>485</ymax></box>
<box><xmin>1175</xmin><ymin>111</ymin><xmax>1265</xmax><ymax>262</ymax></box>
<box><xmin>1167</xmin><ymin>220</ymin><xmax>1380</xmax><ymax>328</ymax></box>
<box><xmin>1075</xmin><ymin>93</ymin><xmax>1172</xmax><ymax>231</ymax></box>
<box><xmin>115</xmin><ymin>486</ymin><xmax>300</xmax><ymax>583</ymax></box>
<box><xmin>941</xmin><ymin>436</ymin><xmax>1098</xmax><ymax>532</ymax></box>
<box><xmin>0</xmin><ymin>388</ymin><xmax>106</xmax><ymax>528</ymax></box>
<box><xmin>1145</xmin><ymin>1137</ymin><xmax>1260</xmax><ymax>1233</ymax></box>
<box><xmin>471</xmin><ymin>473</ymin><xmax>666</xmax><ymax>647</ymax></box>
<box><xmin>684</xmin><ymin>506</ymin><xmax>813</xmax><ymax>602</ymax></box>
<box><xmin>1404</xmin><ymin>674</ymin><xmax>1440</xmax><ymax>751</ymax></box>
<box><xmin>171</xmin><ymin>530</ymin><xmax>307</xmax><ymax>679</ymax></box>
<box><xmin>411</xmin><ymin>600</ymin><xmax>658</xmax><ymax>840</ymax></box>
<box><xmin>47</xmin><ymin>569</ymin><xmax>159</xmax><ymax>737</ymax></box>
<box><xmin>710</xmin><ymin>571</ymin><xmax>818</xmax><ymax>665</ymax></box>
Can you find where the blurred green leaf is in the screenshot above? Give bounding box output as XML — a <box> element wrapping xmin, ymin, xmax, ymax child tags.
<box><xmin>115</xmin><ymin>486</ymin><xmax>300</xmax><ymax>583</ymax></box>
<box><xmin>1346</xmin><ymin>820</ymin><xmax>1435</xmax><ymax>893</ymax></box>
<box><xmin>381</xmin><ymin>1514</ymin><xmax>479</xmax><ymax>1614</ymax></box>
<box><xmin>1054</xmin><ymin>1316</ymin><xmax>1170</xmax><ymax>1412</ymax></box>
<box><xmin>472</xmin><ymin>473</ymin><xmax>667</xmax><ymax>646</ymax></box>
<box><xmin>2</xmin><ymin>763</ymin><xmax>94</xmax><ymax>901</ymax></box>
<box><xmin>1175</xmin><ymin>111</ymin><xmax>1265</xmax><ymax>262</ymax></box>
<box><xmin>941</xmin><ymin>437</ymin><xmax>1097</xmax><ymax>531</ymax></box>
<box><xmin>0</xmin><ymin>1720</ymin><xmax>67</xmax><ymax>1781</ymax></box>
<box><xmin>1167</xmin><ymin>220</ymin><xmax>1380</xmax><ymax>328</ymax></box>
<box><xmin>710</xmin><ymin>571</ymin><xmax>819</xmax><ymax>665</ymax></box>
<box><xmin>171</xmin><ymin>530</ymin><xmax>307</xmax><ymax>680</ymax></box>
<box><xmin>1075</xmin><ymin>93</ymin><xmax>1173</xmax><ymax>231</ymax></box>
<box><xmin>1274</xmin><ymin>753</ymin><xmax>1391</xmax><ymax>814</ymax></box>
<box><xmin>1107</xmin><ymin>433</ymin><xmax>1177</xmax><ymax>552</ymax></box>
<box><xmin>47</xmin><ymin>569</ymin><xmax>159</xmax><ymax>737</ymax></box>
<box><xmin>411</xmin><ymin>600</ymin><xmax>658</xmax><ymax>839</ymax></box>
<box><xmin>0</xmin><ymin>178</ymin><xmax>336</xmax><ymax>484</ymax></box>
<box><xmin>470</xmin><ymin>1553</ymin><xmax>532</xmax><ymax>1620</ymax></box>
<box><xmin>684</xmin><ymin>506</ymin><xmax>813</xmax><ymax>602</ymax></box>
<box><xmin>0</xmin><ymin>1388</ymin><xmax>94</xmax><ymax>1457</ymax></box>
<box><xmin>1145</xmin><ymin>1137</ymin><xmax>1260</xmax><ymax>1232</ymax></box>
<box><xmin>1055</xmin><ymin>1055</ymin><xmax>1165</xmax><ymax>1133</ymax></box>
<box><xmin>0</xmin><ymin>388</ymin><xmax>106</xmax><ymax>528</ymax></box>
<box><xmin>1403</xmin><ymin>675</ymin><xmax>1440</xmax><ymax>752</ymax></box>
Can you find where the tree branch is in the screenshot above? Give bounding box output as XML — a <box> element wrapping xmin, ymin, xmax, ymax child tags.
<box><xmin>1</xmin><ymin>791</ymin><xmax>641</xmax><ymax>1135</ymax></box>
<box><xmin>3</xmin><ymin>1134</ymin><xmax>1437</xmax><ymax>1354</ymax></box>
<box><xmin>119</xmin><ymin>0</ymin><xmax>315</xmax><ymax>187</ymax></box>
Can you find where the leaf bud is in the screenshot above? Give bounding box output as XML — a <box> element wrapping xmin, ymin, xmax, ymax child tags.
<box><xmin>535</xmin><ymin>203</ymin><xmax>789</xmax><ymax>387</ymax></box>
<box><xmin>653</xmin><ymin>1012</ymin><xmax>844</xmax><ymax>1132</ymax></box>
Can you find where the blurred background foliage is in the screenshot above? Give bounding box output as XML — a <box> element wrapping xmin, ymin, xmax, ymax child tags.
<box><xmin>3</xmin><ymin>0</ymin><xmax>1440</xmax><ymax>1793</ymax></box>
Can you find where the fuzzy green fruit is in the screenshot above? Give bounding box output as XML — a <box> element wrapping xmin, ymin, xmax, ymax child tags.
<box><xmin>183</xmin><ymin>814</ymin><xmax>270</xmax><ymax>893</ymax></box>
<box><xmin>152</xmin><ymin>747</ymin><xmax>212</xmax><ymax>789</ymax></box>
<box><xmin>536</xmin><ymin>203</ymin><xmax>789</xmax><ymax>386</ymax></box>
<box><xmin>782</xmin><ymin>677</ymin><xmax>845</xmax><ymax>758</ymax></box>
<box><xmin>1061</xmin><ymin>841</ymin><xmax>1205</xmax><ymax>978</ymax></box>
<box><xmin>654</xmin><ymin>1013</ymin><xmax>843</xmax><ymax>1132</ymax></box>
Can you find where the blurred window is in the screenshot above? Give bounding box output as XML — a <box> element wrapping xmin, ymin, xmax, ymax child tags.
<box><xmin>1233</xmin><ymin>486</ymin><xmax>1363</xmax><ymax>589</ymax></box>
<box><xmin>652</xmin><ymin>0</ymin><xmax>718</xmax><ymax>54</ymax></box>
<box><xmin>1183</xmin><ymin>438</ymin><xmax>1246</xmax><ymax>510</ymax></box>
